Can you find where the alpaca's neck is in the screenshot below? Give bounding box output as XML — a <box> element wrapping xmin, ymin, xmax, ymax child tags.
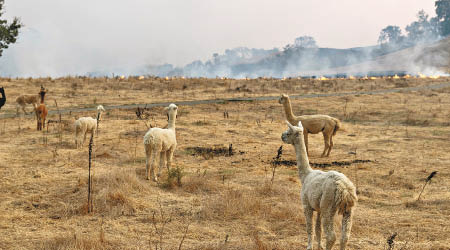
<box><xmin>167</xmin><ymin>113</ymin><xmax>176</xmax><ymax>130</ymax></box>
<box><xmin>293</xmin><ymin>135</ymin><xmax>312</xmax><ymax>184</ymax></box>
<box><xmin>97</xmin><ymin>112</ymin><xmax>102</xmax><ymax>121</ymax></box>
<box><xmin>283</xmin><ymin>99</ymin><xmax>297</xmax><ymax>123</ymax></box>
<box><xmin>39</xmin><ymin>92</ymin><xmax>45</xmax><ymax>104</ymax></box>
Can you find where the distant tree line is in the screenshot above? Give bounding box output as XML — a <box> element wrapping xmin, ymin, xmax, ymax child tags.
<box><xmin>377</xmin><ymin>0</ymin><xmax>450</xmax><ymax>50</ymax></box>
<box><xmin>146</xmin><ymin>1</ymin><xmax>450</xmax><ymax>78</ymax></box>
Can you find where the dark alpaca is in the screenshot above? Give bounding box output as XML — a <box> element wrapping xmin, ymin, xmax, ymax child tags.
<box><xmin>35</xmin><ymin>87</ymin><xmax>48</xmax><ymax>130</ymax></box>
<box><xmin>0</xmin><ymin>87</ymin><xmax>5</xmax><ymax>110</ymax></box>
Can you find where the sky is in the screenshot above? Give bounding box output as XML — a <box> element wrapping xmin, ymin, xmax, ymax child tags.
<box><xmin>0</xmin><ymin>0</ymin><xmax>437</xmax><ymax>77</ymax></box>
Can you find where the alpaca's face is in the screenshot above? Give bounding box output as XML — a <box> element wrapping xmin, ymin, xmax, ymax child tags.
<box><xmin>167</xmin><ymin>104</ymin><xmax>178</xmax><ymax>117</ymax></box>
<box><xmin>282</xmin><ymin>121</ymin><xmax>303</xmax><ymax>144</ymax></box>
<box><xmin>278</xmin><ymin>94</ymin><xmax>288</xmax><ymax>104</ymax></box>
<box><xmin>281</xmin><ymin>129</ymin><xmax>297</xmax><ymax>144</ymax></box>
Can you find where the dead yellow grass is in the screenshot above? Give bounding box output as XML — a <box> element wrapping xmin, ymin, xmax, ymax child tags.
<box><xmin>0</xmin><ymin>77</ymin><xmax>449</xmax><ymax>249</ymax></box>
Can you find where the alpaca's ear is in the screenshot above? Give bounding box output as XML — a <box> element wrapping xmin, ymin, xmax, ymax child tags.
<box><xmin>286</xmin><ymin>120</ymin><xmax>294</xmax><ymax>130</ymax></box>
<box><xmin>297</xmin><ymin>121</ymin><xmax>304</xmax><ymax>129</ymax></box>
<box><xmin>164</xmin><ymin>107</ymin><xmax>169</xmax><ymax>111</ymax></box>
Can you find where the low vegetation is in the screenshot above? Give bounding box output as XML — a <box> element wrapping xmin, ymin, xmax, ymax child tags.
<box><xmin>0</xmin><ymin>77</ymin><xmax>449</xmax><ymax>249</ymax></box>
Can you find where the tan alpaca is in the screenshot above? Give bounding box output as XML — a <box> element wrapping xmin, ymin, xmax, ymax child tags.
<box><xmin>279</xmin><ymin>94</ymin><xmax>341</xmax><ymax>157</ymax></box>
<box><xmin>16</xmin><ymin>94</ymin><xmax>40</xmax><ymax>115</ymax></box>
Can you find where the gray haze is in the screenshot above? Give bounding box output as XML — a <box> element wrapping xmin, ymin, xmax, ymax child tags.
<box><xmin>0</xmin><ymin>0</ymin><xmax>436</xmax><ymax>77</ymax></box>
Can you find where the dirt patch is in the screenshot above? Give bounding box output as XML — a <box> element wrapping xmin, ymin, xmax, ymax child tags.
<box><xmin>119</xmin><ymin>130</ymin><xmax>147</xmax><ymax>138</ymax></box>
<box><xmin>94</xmin><ymin>144</ymin><xmax>127</xmax><ymax>159</ymax></box>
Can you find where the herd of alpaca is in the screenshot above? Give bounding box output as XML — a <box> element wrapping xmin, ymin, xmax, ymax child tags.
<box><xmin>2</xmin><ymin>85</ymin><xmax>356</xmax><ymax>249</ymax></box>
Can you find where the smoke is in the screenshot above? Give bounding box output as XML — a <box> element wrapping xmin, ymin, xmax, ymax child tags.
<box><xmin>0</xmin><ymin>27</ymin><xmax>150</xmax><ymax>77</ymax></box>
<box><xmin>1</xmin><ymin>27</ymin><xmax>447</xmax><ymax>78</ymax></box>
<box><xmin>152</xmin><ymin>36</ymin><xmax>449</xmax><ymax>78</ymax></box>
<box><xmin>0</xmin><ymin>0</ymin><xmax>442</xmax><ymax>78</ymax></box>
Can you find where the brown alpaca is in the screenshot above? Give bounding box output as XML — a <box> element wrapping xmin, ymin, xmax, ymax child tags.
<box><xmin>35</xmin><ymin>88</ymin><xmax>48</xmax><ymax>131</ymax></box>
<box><xmin>279</xmin><ymin>94</ymin><xmax>341</xmax><ymax>157</ymax></box>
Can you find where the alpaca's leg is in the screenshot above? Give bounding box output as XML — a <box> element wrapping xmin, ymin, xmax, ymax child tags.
<box><xmin>321</xmin><ymin>133</ymin><xmax>331</xmax><ymax>157</ymax></box>
<box><xmin>323</xmin><ymin>212</ymin><xmax>337</xmax><ymax>250</ymax></box>
<box><xmin>303</xmin><ymin>131</ymin><xmax>310</xmax><ymax>156</ymax></box>
<box><xmin>82</xmin><ymin>129</ymin><xmax>88</xmax><ymax>146</ymax></box>
<box><xmin>304</xmin><ymin>206</ymin><xmax>314</xmax><ymax>250</ymax></box>
<box><xmin>145</xmin><ymin>146</ymin><xmax>152</xmax><ymax>180</ymax></box>
<box><xmin>37</xmin><ymin>116</ymin><xmax>41</xmax><ymax>130</ymax></box>
<box><xmin>327</xmin><ymin>135</ymin><xmax>334</xmax><ymax>157</ymax></box>
<box><xmin>340</xmin><ymin>210</ymin><xmax>352</xmax><ymax>250</ymax></box>
<box><xmin>158</xmin><ymin>151</ymin><xmax>166</xmax><ymax>177</ymax></box>
<box><xmin>315</xmin><ymin>212</ymin><xmax>323</xmax><ymax>250</ymax></box>
<box><xmin>75</xmin><ymin>132</ymin><xmax>79</xmax><ymax>149</ymax></box>
<box><xmin>150</xmin><ymin>150</ymin><xmax>160</xmax><ymax>181</ymax></box>
<box><xmin>166</xmin><ymin>149</ymin><xmax>174</xmax><ymax>172</ymax></box>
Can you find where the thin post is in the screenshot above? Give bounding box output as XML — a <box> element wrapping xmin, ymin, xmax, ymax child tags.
<box><xmin>54</xmin><ymin>100</ymin><xmax>62</xmax><ymax>142</ymax></box>
<box><xmin>88</xmin><ymin>134</ymin><xmax>94</xmax><ymax>213</ymax></box>
<box><xmin>96</xmin><ymin>112</ymin><xmax>100</xmax><ymax>135</ymax></box>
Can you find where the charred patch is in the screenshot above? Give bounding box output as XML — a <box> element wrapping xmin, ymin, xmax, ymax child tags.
<box><xmin>270</xmin><ymin>159</ymin><xmax>373</xmax><ymax>168</ymax></box>
<box><xmin>185</xmin><ymin>144</ymin><xmax>244</xmax><ymax>159</ymax></box>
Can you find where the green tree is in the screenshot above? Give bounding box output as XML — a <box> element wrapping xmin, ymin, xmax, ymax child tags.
<box><xmin>0</xmin><ymin>0</ymin><xmax>21</xmax><ymax>57</ymax></box>
<box><xmin>378</xmin><ymin>25</ymin><xmax>404</xmax><ymax>45</ymax></box>
<box><xmin>405</xmin><ymin>10</ymin><xmax>440</xmax><ymax>44</ymax></box>
<box><xmin>435</xmin><ymin>0</ymin><xmax>450</xmax><ymax>36</ymax></box>
<box><xmin>293</xmin><ymin>36</ymin><xmax>318</xmax><ymax>48</ymax></box>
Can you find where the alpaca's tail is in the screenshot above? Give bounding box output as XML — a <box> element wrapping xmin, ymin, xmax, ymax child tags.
<box><xmin>74</xmin><ymin>120</ymin><xmax>82</xmax><ymax>137</ymax></box>
<box><xmin>331</xmin><ymin>117</ymin><xmax>341</xmax><ymax>136</ymax></box>
<box><xmin>335</xmin><ymin>177</ymin><xmax>357</xmax><ymax>215</ymax></box>
<box><xmin>143</xmin><ymin>129</ymin><xmax>155</xmax><ymax>146</ymax></box>
<box><xmin>143</xmin><ymin>130</ymin><xmax>155</xmax><ymax>156</ymax></box>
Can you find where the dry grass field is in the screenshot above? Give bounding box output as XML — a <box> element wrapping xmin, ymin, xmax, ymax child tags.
<box><xmin>0</xmin><ymin>76</ymin><xmax>450</xmax><ymax>249</ymax></box>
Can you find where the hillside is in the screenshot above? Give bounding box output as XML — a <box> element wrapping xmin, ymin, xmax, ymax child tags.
<box><xmin>306</xmin><ymin>37</ymin><xmax>450</xmax><ymax>76</ymax></box>
<box><xmin>229</xmin><ymin>46</ymin><xmax>376</xmax><ymax>78</ymax></box>
<box><xmin>175</xmin><ymin>38</ymin><xmax>450</xmax><ymax>78</ymax></box>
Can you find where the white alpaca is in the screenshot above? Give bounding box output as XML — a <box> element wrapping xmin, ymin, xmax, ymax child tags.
<box><xmin>282</xmin><ymin>121</ymin><xmax>357</xmax><ymax>250</ymax></box>
<box><xmin>143</xmin><ymin>104</ymin><xmax>178</xmax><ymax>181</ymax></box>
<box><xmin>74</xmin><ymin>105</ymin><xmax>106</xmax><ymax>148</ymax></box>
